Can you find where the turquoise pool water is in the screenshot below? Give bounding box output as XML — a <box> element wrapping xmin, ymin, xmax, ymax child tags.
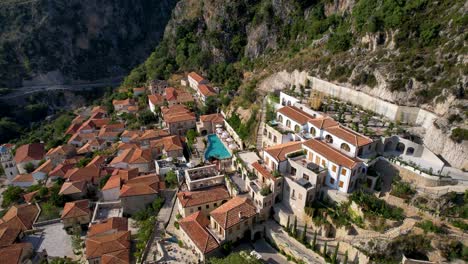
<box><xmin>205</xmin><ymin>134</ymin><xmax>232</xmax><ymax>160</ymax></box>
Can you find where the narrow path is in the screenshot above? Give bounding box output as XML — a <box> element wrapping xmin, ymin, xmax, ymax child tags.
<box><xmin>256</xmin><ymin>97</ymin><xmax>267</xmax><ymax>150</ymax></box>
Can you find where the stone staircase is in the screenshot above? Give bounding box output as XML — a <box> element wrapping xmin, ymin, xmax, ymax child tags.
<box><xmin>256</xmin><ymin>99</ymin><xmax>267</xmax><ymax>150</ymax></box>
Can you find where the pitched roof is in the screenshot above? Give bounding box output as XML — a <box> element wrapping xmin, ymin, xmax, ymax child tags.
<box><xmin>2</xmin><ymin>204</ymin><xmax>39</xmax><ymax>231</ymax></box>
<box><xmin>88</xmin><ymin>217</ymin><xmax>128</xmax><ymax>237</ymax></box>
<box><xmin>61</xmin><ymin>200</ymin><xmax>91</xmax><ymax>219</ymax></box>
<box><xmin>164</xmin><ymin>112</ymin><xmax>196</xmax><ymax>123</ymax></box>
<box><xmin>86</xmin><ymin>155</ymin><xmax>106</xmax><ymax>169</ymax></box>
<box><xmin>91</xmin><ymin>106</ymin><xmax>108</xmax><ymax>115</ymax></box>
<box><xmin>302</xmin><ymin>139</ymin><xmax>362</xmax><ymax>169</ymax></box>
<box><xmin>101</xmin><ymin>249</ymin><xmax>130</xmax><ymax>264</ymax></box>
<box><xmin>133</xmin><ymin>87</ymin><xmax>145</xmax><ymax>92</ymax></box>
<box><xmin>0</xmin><ymin>226</ymin><xmax>21</xmax><ymax>247</ymax></box>
<box><xmin>177</xmin><ymin>186</ymin><xmax>230</xmax><ymax>208</ymax></box>
<box><xmin>120</xmin><ymin>174</ymin><xmax>165</xmax><ymax>197</ymax></box>
<box><xmin>197</xmin><ymin>84</ymin><xmax>216</xmax><ymax>97</ymax></box>
<box><xmin>23</xmin><ymin>190</ymin><xmax>39</xmax><ymax>204</ymax></box>
<box><xmin>252</xmin><ymin>161</ymin><xmax>274</xmax><ymax>181</ymax></box>
<box><xmin>200</xmin><ymin>113</ymin><xmax>224</xmax><ymax>123</ymax></box>
<box><xmin>14</xmin><ymin>143</ymin><xmax>45</xmax><ymax>163</ymax></box>
<box><xmin>210</xmin><ymin>197</ymin><xmax>256</xmax><ymax>229</ymax></box>
<box><xmin>278</xmin><ymin>106</ymin><xmax>316</xmax><ymax>125</ymax></box>
<box><xmin>64</xmin><ymin>167</ymin><xmax>100</xmax><ymax>182</ymax></box>
<box><xmin>150</xmin><ymin>136</ymin><xmax>184</xmax><ymax>152</ymax></box>
<box><xmin>138</xmin><ymin>129</ymin><xmax>170</xmax><ymax>141</ymax></box>
<box><xmin>0</xmin><ymin>243</ymin><xmax>32</xmax><ymax>263</ymax></box>
<box><xmin>49</xmin><ymin>163</ymin><xmax>75</xmax><ymax>177</ymax></box>
<box><xmin>112</xmin><ymin>168</ymin><xmax>139</xmax><ymax>182</ymax></box>
<box><xmin>110</xmin><ymin>148</ymin><xmax>151</xmax><ymax>165</ymax></box>
<box><xmin>308</xmin><ymin>117</ymin><xmax>339</xmax><ymax>129</ymax></box>
<box><xmin>112</xmin><ymin>99</ymin><xmax>134</xmax><ymax>106</ymax></box>
<box><xmin>324</xmin><ymin>125</ymin><xmax>373</xmax><ymax>147</ymax></box>
<box><xmin>102</xmin><ymin>175</ymin><xmax>121</xmax><ymax>191</ymax></box>
<box><xmin>85</xmin><ymin>231</ymin><xmax>130</xmax><ymax>260</ymax></box>
<box><xmin>188</xmin><ymin>72</ymin><xmax>206</xmax><ymax>83</ymax></box>
<box><xmin>148</xmin><ymin>94</ymin><xmax>164</xmax><ymax>106</ymax></box>
<box><xmin>264</xmin><ymin>141</ymin><xmax>303</xmax><ymax>162</ymax></box>
<box><xmin>32</xmin><ymin>159</ymin><xmax>54</xmax><ymax>174</ymax></box>
<box><xmin>45</xmin><ymin>144</ymin><xmax>75</xmax><ymax>157</ymax></box>
<box><xmin>59</xmin><ymin>180</ymin><xmax>87</xmax><ymax>195</ymax></box>
<box><xmin>179</xmin><ymin>212</ymin><xmax>219</xmax><ymax>254</ymax></box>
<box><xmin>11</xmin><ymin>174</ymin><xmax>34</xmax><ymax>183</ymax></box>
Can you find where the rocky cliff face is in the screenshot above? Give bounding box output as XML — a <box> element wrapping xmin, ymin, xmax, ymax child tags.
<box><xmin>0</xmin><ymin>0</ymin><xmax>177</xmax><ymax>87</ymax></box>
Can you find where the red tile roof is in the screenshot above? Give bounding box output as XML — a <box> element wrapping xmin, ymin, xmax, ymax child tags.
<box><xmin>177</xmin><ymin>186</ymin><xmax>230</xmax><ymax>208</ymax></box>
<box><xmin>64</xmin><ymin>167</ymin><xmax>100</xmax><ymax>182</ymax></box>
<box><xmin>200</xmin><ymin>113</ymin><xmax>224</xmax><ymax>123</ymax></box>
<box><xmin>112</xmin><ymin>99</ymin><xmax>134</xmax><ymax>106</ymax></box>
<box><xmin>1</xmin><ymin>204</ymin><xmax>39</xmax><ymax>231</ymax></box>
<box><xmin>61</xmin><ymin>200</ymin><xmax>91</xmax><ymax>219</ymax></box>
<box><xmin>102</xmin><ymin>175</ymin><xmax>121</xmax><ymax>191</ymax></box>
<box><xmin>252</xmin><ymin>161</ymin><xmax>275</xmax><ymax>181</ymax></box>
<box><xmin>138</xmin><ymin>129</ymin><xmax>170</xmax><ymax>141</ymax></box>
<box><xmin>179</xmin><ymin>211</ymin><xmax>219</xmax><ymax>254</ymax></box>
<box><xmin>278</xmin><ymin>106</ymin><xmax>316</xmax><ymax>124</ymax></box>
<box><xmin>0</xmin><ymin>243</ymin><xmax>32</xmax><ymax>263</ymax></box>
<box><xmin>11</xmin><ymin>174</ymin><xmax>34</xmax><ymax>183</ymax></box>
<box><xmin>264</xmin><ymin>141</ymin><xmax>303</xmax><ymax>162</ymax></box>
<box><xmin>0</xmin><ymin>226</ymin><xmax>21</xmax><ymax>247</ymax></box>
<box><xmin>188</xmin><ymin>72</ymin><xmax>206</xmax><ymax>83</ymax></box>
<box><xmin>101</xmin><ymin>249</ymin><xmax>130</xmax><ymax>264</ymax></box>
<box><xmin>120</xmin><ymin>174</ymin><xmax>165</xmax><ymax>197</ymax></box>
<box><xmin>14</xmin><ymin>143</ymin><xmax>45</xmax><ymax>163</ymax></box>
<box><xmin>86</xmin><ymin>231</ymin><xmax>130</xmax><ymax>260</ymax></box>
<box><xmin>88</xmin><ymin>217</ymin><xmax>128</xmax><ymax>237</ymax></box>
<box><xmin>150</xmin><ymin>135</ymin><xmax>184</xmax><ymax>152</ymax></box>
<box><xmin>302</xmin><ymin>139</ymin><xmax>362</xmax><ymax>169</ymax></box>
<box><xmin>308</xmin><ymin>117</ymin><xmax>339</xmax><ymax>129</ymax></box>
<box><xmin>197</xmin><ymin>84</ymin><xmax>216</xmax><ymax>97</ymax></box>
<box><xmin>112</xmin><ymin>168</ymin><xmax>139</xmax><ymax>182</ymax></box>
<box><xmin>59</xmin><ymin>180</ymin><xmax>87</xmax><ymax>195</ymax></box>
<box><xmin>110</xmin><ymin>148</ymin><xmax>151</xmax><ymax>165</ymax></box>
<box><xmin>148</xmin><ymin>94</ymin><xmax>164</xmax><ymax>106</ymax></box>
<box><xmin>325</xmin><ymin>125</ymin><xmax>373</xmax><ymax>147</ymax></box>
<box><xmin>23</xmin><ymin>190</ymin><xmax>39</xmax><ymax>204</ymax></box>
<box><xmin>49</xmin><ymin>163</ymin><xmax>75</xmax><ymax>177</ymax></box>
<box><xmin>210</xmin><ymin>197</ymin><xmax>256</xmax><ymax>229</ymax></box>
<box><xmin>32</xmin><ymin>159</ymin><xmax>54</xmax><ymax>174</ymax></box>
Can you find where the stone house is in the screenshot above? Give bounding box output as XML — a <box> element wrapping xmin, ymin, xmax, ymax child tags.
<box><xmin>176</xmin><ymin>186</ymin><xmax>230</xmax><ymax>218</ymax></box>
<box><xmin>61</xmin><ymin>200</ymin><xmax>92</xmax><ymax>228</ymax></box>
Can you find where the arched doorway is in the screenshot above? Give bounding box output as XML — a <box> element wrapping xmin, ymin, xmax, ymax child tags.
<box><xmin>396</xmin><ymin>142</ymin><xmax>405</xmax><ymax>153</ymax></box>
<box><xmin>406</xmin><ymin>147</ymin><xmax>415</xmax><ymax>156</ymax></box>
<box><xmin>384</xmin><ymin>141</ymin><xmax>394</xmax><ymax>152</ymax></box>
<box><xmin>253</xmin><ymin>230</ymin><xmax>263</xmax><ymax>241</ymax></box>
<box><xmin>325</xmin><ymin>135</ymin><xmax>333</xmax><ymax>143</ymax></box>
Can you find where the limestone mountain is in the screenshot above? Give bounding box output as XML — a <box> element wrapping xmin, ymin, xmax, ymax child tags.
<box><xmin>0</xmin><ymin>0</ymin><xmax>177</xmax><ymax>87</ymax></box>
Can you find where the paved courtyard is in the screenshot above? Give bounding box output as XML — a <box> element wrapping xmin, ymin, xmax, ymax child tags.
<box><xmin>23</xmin><ymin>222</ymin><xmax>75</xmax><ymax>259</ymax></box>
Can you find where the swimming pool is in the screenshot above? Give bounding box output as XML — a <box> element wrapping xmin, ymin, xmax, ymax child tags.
<box><xmin>205</xmin><ymin>134</ymin><xmax>232</xmax><ymax>160</ymax></box>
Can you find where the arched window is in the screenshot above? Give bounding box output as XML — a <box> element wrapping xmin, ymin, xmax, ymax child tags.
<box><xmin>396</xmin><ymin>142</ymin><xmax>405</xmax><ymax>153</ymax></box>
<box><xmin>294</xmin><ymin>125</ymin><xmax>300</xmax><ymax>133</ymax></box>
<box><xmin>406</xmin><ymin>147</ymin><xmax>415</xmax><ymax>156</ymax></box>
<box><xmin>278</xmin><ymin>115</ymin><xmax>283</xmax><ymax>123</ymax></box>
<box><xmin>281</xmin><ymin>99</ymin><xmax>286</xmax><ymax>106</ymax></box>
<box><xmin>310</xmin><ymin>127</ymin><xmax>316</xmax><ymax>137</ymax></box>
<box><xmin>340</xmin><ymin>143</ymin><xmax>351</xmax><ymax>152</ymax></box>
<box><xmin>263</xmin><ymin>128</ymin><xmax>267</xmax><ymax>136</ymax></box>
<box><xmin>287</xmin><ymin>101</ymin><xmax>292</xmax><ymax>106</ymax></box>
<box><xmin>325</xmin><ymin>135</ymin><xmax>333</xmax><ymax>143</ymax></box>
<box><xmin>286</xmin><ymin>120</ymin><xmax>291</xmax><ymax>128</ymax></box>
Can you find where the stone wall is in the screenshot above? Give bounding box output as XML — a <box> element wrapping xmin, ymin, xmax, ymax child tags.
<box><xmin>393</xmin><ymin>162</ymin><xmax>455</xmax><ymax>187</ymax></box>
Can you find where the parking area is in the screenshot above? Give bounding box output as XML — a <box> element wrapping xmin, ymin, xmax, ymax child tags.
<box><xmin>23</xmin><ymin>222</ymin><xmax>75</xmax><ymax>259</ymax></box>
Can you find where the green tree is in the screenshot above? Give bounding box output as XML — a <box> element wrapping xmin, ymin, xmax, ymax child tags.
<box><xmin>301</xmin><ymin>223</ymin><xmax>308</xmax><ymax>243</ymax></box>
<box><xmin>293</xmin><ymin>216</ymin><xmax>298</xmax><ymax>237</ymax></box>
<box><xmin>286</xmin><ymin>215</ymin><xmax>290</xmax><ymax>233</ymax></box>
<box><xmin>165</xmin><ymin>170</ymin><xmax>178</xmax><ymax>188</ymax></box>
<box><xmin>2</xmin><ymin>186</ymin><xmax>24</xmax><ymax>207</ymax></box>
<box><xmin>186</xmin><ymin>129</ymin><xmax>198</xmax><ymax>148</ymax></box>
<box><xmin>312</xmin><ymin>231</ymin><xmax>317</xmax><ymax>251</ymax></box>
<box><xmin>24</xmin><ymin>162</ymin><xmax>36</xmax><ymax>173</ymax></box>
<box><xmin>323</xmin><ymin>241</ymin><xmax>328</xmax><ymax>257</ymax></box>
<box><xmin>138</xmin><ymin>110</ymin><xmax>158</xmax><ymax>125</ymax></box>
<box><xmin>99</xmin><ymin>174</ymin><xmax>111</xmax><ymax>189</ymax></box>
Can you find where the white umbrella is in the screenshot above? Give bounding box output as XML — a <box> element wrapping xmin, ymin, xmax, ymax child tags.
<box><xmin>216</xmin><ymin>128</ymin><xmax>223</xmax><ymax>133</ymax></box>
<box><xmin>215</xmin><ymin>124</ymin><xmax>223</xmax><ymax>128</ymax></box>
<box><xmin>221</xmin><ymin>132</ymin><xmax>229</xmax><ymax>138</ymax></box>
<box><xmin>226</xmin><ymin>138</ymin><xmax>233</xmax><ymax>142</ymax></box>
<box><xmin>229</xmin><ymin>144</ymin><xmax>237</xmax><ymax>149</ymax></box>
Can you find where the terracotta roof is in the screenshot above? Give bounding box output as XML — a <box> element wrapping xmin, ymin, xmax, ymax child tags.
<box><xmin>86</xmin><ymin>155</ymin><xmax>106</xmax><ymax>169</ymax></box>
<box><xmin>32</xmin><ymin>159</ymin><xmax>54</xmax><ymax>174</ymax></box>
<box><xmin>2</xmin><ymin>204</ymin><xmax>39</xmax><ymax>231</ymax></box>
<box><xmin>302</xmin><ymin>139</ymin><xmax>362</xmax><ymax>169</ymax></box>
<box><xmin>116</xmin><ymin>142</ymin><xmax>140</xmax><ymax>152</ymax></box>
<box><xmin>278</xmin><ymin>106</ymin><xmax>316</xmax><ymax>125</ymax></box>
<box><xmin>179</xmin><ymin>212</ymin><xmax>219</xmax><ymax>254</ymax></box>
<box><xmin>127</xmin><ymin>105</ymin><xmax>139</xmax><ymax>112</ymax></box>
<box><xmin>112</xmin><ymin>168</ymin><xmax>139</xmax><ymax>182</ymax></box>
<box><xmin>139</xmin><ymin>129</ymin><xmax>170</xmax><ymax>141</ymax></box>
<box><xmin>148</xmin><ymin>94</ymin><xmax>164</xmax><ymax>106</ymax></box>
<box><xmin>164</xmin><ymin>112</ymin><xmax>196</xmax><ymax>123</ymax></box>
<box><xmin>252</xmin><ymin>162</ymin><xmax>275</xmax><ymax>181</ymax></box>
<box><xmin>102</xmin><ymin>249</ymin><xmax>130</xmax><ymax>264</ymax></box>
<box><xmin>120</xmin><ymin>174</ymin><xmax>165</xmax><ymax>197</ymax></box>
<box><xmin>64</xmin><ymin>167</ymin><xmax>100</xmax><ymax>182</ymax></box>
<box><xmin>71</xmin><ymin>115</ymin><xmax>87</xmax><ymax>125</ymax></box>
<box><xmin>12</xmin><ymin>174</ymin><xmax>34</xmax><ymax>183</ymax></box>
<box><xmin>45</xmin><ymin>144</ymin><xmax>75</xmax><ymax>157</ymax></box>
<box><xmin>188</xmin><ymin>72</ymin><xmax>206</xmax><ymax>83</ymax></box>
<box><xmin>14</xmin><ymin>143</ymin><xmax>45</xmax><ymax>163</ymax></box>
<box><xmin>112</xmin><ymin>99</ymin><xmax>134</xmax><ymax>106</ymax></box>
<box><xmin>61</xmin><ymin>200</ymin><xmax>91</xmax><ymax>219</ymax></box>
<box><xmin>0</xmin><ymin>226</ymin><xmax>21</xmax><ymax>247</ymax></box>
<box><xmin>210</xmin><ymin>197</ymin><xmax>256</xmax><ymax>230</ymax></box>
<box><xmin>150</xmin><ymin>136</ymin><xmax>184</xmax><ymax>152</ymax></box>
<box><xmin>88</xmin><ymin>217</ymin><xmax>128</xmax><ymax>237</ymax></box>
<box><xmin>92</xmin><ymin>106</ymin><xmax>108</xmax><ymax>115</ymax></box>
<box><xmin>264</xmin><ymin>141</ymin><xmax>303</xmax><ymax>162</ymax></box>
<box><xmin>200</xmin><ymin>113</ymin><xmax>224</xmax><ymax>123</ymax></box>
<box><xmin>110</xmin><ymin>148</ymin><xmax>151</xmax><ymax>165</ymax></box>
<box><xmin>77</xmin><ymin>139</ymin><xmax>105</xmax><ymax>154</ymax></box>
<box><xmin>102</xmin><ymin>175</ymin><xmax>121</xmax><ymax>191</ymax></box>
<box><xmin>23</xmin><ymin>190</ymin><xmax>39</xmax><ymax>203</ymax></box>
<box><xmin>68</xmin><ymin>132</ymin><xmax>98</xmax><ymax>144</ymax></box>
<box><xmin>0</xmin><ymin>243</ymin><xmax>32</xmax><ymax>263</ymax></box>
<box><xmin>59</xmin><ymin>180</ymin><xmax>87</xmax><ymax>195</ymax></box>
<box><xmin>85</xmin><ymin>231</ymin><xmax>130</xmax><ymax>260</ymax></box>
<box><xmin>197</xmin><ymin>84</ymin><xmax>216</xmax><ymax>97</ymax></box>
<box><xmin>325</xmin><ymin>125</ymin><xmax>373</xmax><ymax>147</ymax></box>
<box><xmin>133</xmin><ymin>87</ymin><xmax>145</xmax><ymax>92</ymax></box>
<box><xmin>177</xmin><ymin>186</ymin><xmax>230</xmax><ymax>208</ymax></box>
<box><xmin>49</xmin><ymin>163</ymin><xmax>75</xmax><ymax>177</ymax></box>
<box><xmin>65</xmin><ymin>123</ymin><xmax>82</xmax><ymax>135</ymax></box>
<box><xmin>308</xmin><ymin>117</ymin><xmax>339</xmax><ymax>129</ymax></box>
<box><xmin>121</xmin><ymin>130</ymin><xmax>142</xmax><ymax>139</ymax></box>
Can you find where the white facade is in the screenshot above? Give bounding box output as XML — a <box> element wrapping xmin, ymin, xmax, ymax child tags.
<box><xmin>102</xmin><ymin>187</ymin><xmax>120</xmax><ymax>201</ymax></box>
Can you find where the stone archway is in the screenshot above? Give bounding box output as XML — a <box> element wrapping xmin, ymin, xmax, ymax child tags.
<box><xmin>396</xmin><ymin>142</ymin><xmax>405</xmax><ymax>153</ymax></box>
